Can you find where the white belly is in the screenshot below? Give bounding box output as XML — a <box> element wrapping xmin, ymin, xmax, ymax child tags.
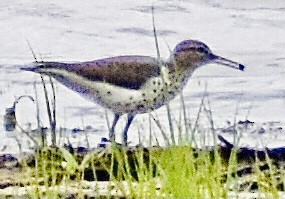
<box><xmin>47</xmin><ymin>67</ymin><xmax>187</xmax><ymax>114</ymax></box>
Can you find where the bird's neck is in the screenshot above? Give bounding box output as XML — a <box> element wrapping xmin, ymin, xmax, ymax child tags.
<box><xmin>159</xmin><ymin>61</ymin><xmax>193</xmax><ymax>92</ymax></box>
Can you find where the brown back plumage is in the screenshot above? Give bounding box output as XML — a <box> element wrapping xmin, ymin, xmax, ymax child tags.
<box><xmin>40</xmin><ymin>55</ymin><xmax>162</xmax><ymax>90</ymax></box>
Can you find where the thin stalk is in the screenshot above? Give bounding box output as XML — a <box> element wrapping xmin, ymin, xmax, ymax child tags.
<box><xmin>105</xmin><ymin>109</ymin><xmax>111</xmax><ymax>136</ymax></box>
<box><xmin>152</xmin><ymin>6</ymin><xmax>160</xmax><ymax>59</ymax></box>
<box><xmin>191</xmin><ymin>95</ymin><xmax>205</xmax><ymax>147</ymax></box>
<box><xmin>34</xmin><ymin>81</ymin><xmax>46</xmax><ymax>147</ymax></box>
<box><xmin>245</xmin><ymin>102</ymin><xmax>254</xmax><ymax>129</ymax></box>
<box><xmin>11</xmin><ymin>135</ymin><xmax>22</xmax><ymax>153</ymax></box>
<box><xmin>27</xmin><ymin>40</ymin><xmax>57</xmax><ymax>146</ymax></box>
<box><xmin>233</xmin><ymin>103</ymin><xmax>241</xmax><ymax>145</ymax></box>
<box><xmin>81</xmin><ymin>115</ymin><xmax>90</xmax><ymax>149</ymax></box>
<box><xmin>137</xmin><ymin>128</ymin><xmax>142</xmax><ymax>145</ymax></box>
<box><xmin>177</xmin><ymin>109</ymin><xmax>183</xmax><ymax>145</ymax></box>
<box><xmin>49</xmin><ymin>76</ymin><xmax>57</xmax><ymax>146</ymax></box>
<box><xmin>40</xmin><ymin>76</ymin><xmax>54</xmax><ymax>145</ymax></box>
<box><xmin>16</xmin><ymin>121</ymin><xmax>39</xmax><ymax>147</ymax></box>
<box><xmin>26</xmin><ymin>39</ymin><xmax>38</xmax><ymax>62</ymax></box>
<box><xmin>150</xmin><ymin>113</ymin><xmax>170</xmax><ymax>146</ymax></box>
<box><xmin>203</xmin><ymin>95</ymin><xmax>216</xmax><ymax>145</ymax></box>
<box><xmin>192</xmin><ymin>84</ymin><xmax>209</xmax><ymax>147</ymax></box>
<box><xmin>152</xmin><ymin>123</ymin><xmax>160</xmax><ymax>147</ymax></box>
<box><xmin>180</xmin><ymin>92</ymin><xmax>190</xmax><ymax>143</ymax></box>
<box><xmin>148</xmin><ymin>113</ymin><xmax>152</xmax><ymax>146</ymax></box>
<box><xmin>151</xmin><ymin>5</ymin><xmax>175</xmax><ymax>145</ymax></box>
<box><xmin>166</xmin><ymin>104</ymin><xmax>175</xmax><ymax>145</ymax></box>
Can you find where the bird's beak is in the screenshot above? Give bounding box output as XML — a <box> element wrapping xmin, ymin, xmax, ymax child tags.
<box><xmin>209</xmin><ymin>54</ymin><xmax>245</xmax><ymax>71</ymax></box>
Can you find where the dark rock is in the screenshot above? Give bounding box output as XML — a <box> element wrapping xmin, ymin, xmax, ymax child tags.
<box><xmin>0</xmin><ymin>154</ymin><xmax>19</xmax><ymax>169</ymax></box>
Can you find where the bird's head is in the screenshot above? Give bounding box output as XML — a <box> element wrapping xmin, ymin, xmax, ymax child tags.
<box><xmin>172</xmin><ymin>40</ymin><xmax>245</xmax><ymax>72</ymax></box>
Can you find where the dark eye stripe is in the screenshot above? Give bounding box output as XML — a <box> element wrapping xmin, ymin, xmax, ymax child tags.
<box><xmin>177</xmin><ymin>46</ymin><xmax>209</xmax><ymax>54</ymax></box>
<box><xmin>197</xmin><ymin>47</ymin><xmax>207</xmax><ymax>53</ymax></box>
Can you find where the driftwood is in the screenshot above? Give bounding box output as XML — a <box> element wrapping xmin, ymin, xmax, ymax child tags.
<box><xmin>218</xmin><ymin>134</ymin><xmax>285</xmax><ymax>164</ymax></box>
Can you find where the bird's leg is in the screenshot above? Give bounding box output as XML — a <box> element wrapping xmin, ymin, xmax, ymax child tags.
<box><xmin>109</xmin><ymin>113</ymin><xmax>121</xmax><ymax>142</ymax></box>
<box><xmin>122</xmin><ymin>114</ymin><xmax>135</xmax><ymax>146</ymax></box>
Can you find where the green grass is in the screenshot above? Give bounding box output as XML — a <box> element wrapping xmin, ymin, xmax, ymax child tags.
<box><xmin>155</xmin><ymin>146</ymin><xmax>224</xmax><ymax>198</ymax></box>
<box><xmin>7</xmin><ymin>143</ymin><xmax>280</xmax><ymax>199</ymax></box>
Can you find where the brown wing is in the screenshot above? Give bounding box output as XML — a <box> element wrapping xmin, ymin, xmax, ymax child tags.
<box><xmin>42</xmin><ymin>55</ymin><xmax>161</xmax><ymax>90</ymax></box>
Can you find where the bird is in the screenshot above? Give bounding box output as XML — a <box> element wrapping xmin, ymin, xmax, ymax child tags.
<box><xmin>21</xmin><ymin>39</ymin><xmax>245</xmax><ymax>146</ymax></box>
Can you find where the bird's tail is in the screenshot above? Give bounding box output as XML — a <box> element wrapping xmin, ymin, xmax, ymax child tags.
<box><xmin>20</xmin><ymin>62</ymin><xmax>45</xmax><ymax>73</ymax></box>
<box><xmin>20</xmin><ymin>62</ymin><xmax>67</xmax><ymax>74</ymax></box>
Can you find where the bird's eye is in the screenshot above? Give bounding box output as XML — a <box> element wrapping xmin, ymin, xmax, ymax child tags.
<box><xmin>197</xmin><ymin>47</ymin><xmax>206</xmax><ymax>53</ymax></box>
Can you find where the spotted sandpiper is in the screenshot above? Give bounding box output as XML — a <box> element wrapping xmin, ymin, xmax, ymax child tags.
<box><xmin>21</xmin><ymin>40</ymin><xmax>245</xmax><ymax>146</ymax></box>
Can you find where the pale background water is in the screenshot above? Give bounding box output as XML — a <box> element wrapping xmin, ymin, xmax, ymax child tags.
<box><xmin>0</xmin><ymin>0</ymin><xmax>284</xmax><ymax>152</ymax></box>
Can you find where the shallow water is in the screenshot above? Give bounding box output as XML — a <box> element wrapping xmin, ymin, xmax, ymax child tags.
<box><xmin>0</xmin><ymin>0</ymin><xmax>284</xmax><ymax>152</ymax></box>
